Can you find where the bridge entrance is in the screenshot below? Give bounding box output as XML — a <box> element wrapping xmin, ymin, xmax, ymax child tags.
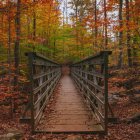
<box><xmin>37</xmin><ymin>67</ymin><xmax>102</xmax><ymax>133</ymax></box>
<box><xmin>20</xmin><ymin>51</ymin><xmax>112</xmax><ymax>134</ymax></box>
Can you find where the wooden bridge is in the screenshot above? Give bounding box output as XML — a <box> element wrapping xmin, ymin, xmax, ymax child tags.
<box><xmin>20</xmin><ymin>51</ymin><xmax>112</xmax><ymax>134</ymax></box>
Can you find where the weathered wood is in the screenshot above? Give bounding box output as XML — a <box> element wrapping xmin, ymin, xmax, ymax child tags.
<box><xmin>37</xmin><ymin>74</ymin><xmax>103</xmax><ymax>133</ymax></box>
<box><xmin>71</xmin><ymin>51</ymin><xmax>111</xmax><ymax>134</ymax></box>
<box><xmin>20</xmin><ymin>52</ymin><xmax>61</xmax><ymax>133</ymax></box>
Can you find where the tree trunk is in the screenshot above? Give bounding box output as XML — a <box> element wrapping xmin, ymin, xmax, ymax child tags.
<box><xmin>33</xmin><ymin>8</ymin><xmax>36</xmax><ymax>40</ymax></box>
<box><xmin>33</xmin><ymin>0</ymin><xmax>36</xmax><ymax>52</ymax></box>
<box><xmin>126</xmin><ymin>0</ymin><xmax>132</xmax><ymax>67</ymax></box>
<box><xmin>14</xmin><ymin>0</ymin><xmax>21</xmax><ymax>86</ymax></box>
<box><xmin>104</xmin><ymin>0</ymin><xmax>108</xmax><ymax>49</ymax></box>
<box><xmin>1</xmin><ymin>13</ymin><xmax>4</xmax><ymax>46</ymax></box>
<box><xmin>94</xmin><ymin>0</ymin><xmax>98</xmax><ymax>51</ymax></box>
<box><xmin>53</xmin><ymin>30</ymin><xmax>56</xmax><ymax>58</ymax></box>
<box><xmin>27</xmin><ymin>15</ymin><xmax>30</xmax><ymax>40</ymax></box>
<box><xmin>118</xmin><ymin>0</ymin><xmax>123</xmax><ymax>68</ymax></box>
<box><xmin>75</xmin><ymin>4</ymin><xmax>79</xmax><ymax>58</ymax></box>
<box><xmin>8</xmin><ymin>3</ymin><xmax>11</xmax><ymax>74</ymax></box>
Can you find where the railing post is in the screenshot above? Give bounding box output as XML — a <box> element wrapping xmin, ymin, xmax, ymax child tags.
<box><xmin>28</xmin><ymin>52</ymin><xmax>35</xmax><ymax>134</ymax></box>
<box><xmin>103</xmin><ymin>51</ymin><xmax>110</xmax><ymax>134</ymax></box>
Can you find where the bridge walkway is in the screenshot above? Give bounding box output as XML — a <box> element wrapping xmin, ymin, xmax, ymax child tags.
<box><xmin>37</xmin><ymin>68</ymin><xmax>102</xmax><ymax>133</ymax></box>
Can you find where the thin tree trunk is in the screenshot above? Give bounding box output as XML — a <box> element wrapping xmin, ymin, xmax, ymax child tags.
<box><xmin>126</xmin><ymin>0</ymin><xmax>132</xmax><ymax>67</ymax></box>
<box><xmin>14</xmin><ymin>0</ymin><xmax>21</xmax><ymax>86</ymax></box>
<box><xmin>118</xmin><ymin>0</ymin><xmax>123</xmax><ymax>68</ymax></box>
<box><xmin>104</xmin><ymin>0</ymin><xmax>108</xmax><ymax>49</ymax></box>
<box><xmin>94</xmin><ymin>0</ymin><xmax>98</xmax><ymax>51</ymax></box>
<box><xmin>8</xmin><ymin>4</ymin><xmax>11</xmax><ymax>64</ymax></box>
<box><xmin>131</xmin><ymin>0</ymin><xmax>138</xmax><ymax>65</ymax></box>
<box><xmin>53</xmin><ymin>30</ymin><xmax>56</xmax><ymax>58</ymax></box>
<box><xmin>1</xmin><ymin>13</ymin><xmax>4</xmax><ymax>46</ymax></box>
<box><xmin>33</xmin><ymin>0</ymin><xmax>36</xmax><ymax>52</ymax></box>
<box><xmin>7</xmin><ymin>3</ymin><xmax>12</xmax><ymax>116</ymax></box>
<box><xmin>75</xmin><ymin>4</ymin><xmax>79</xmax><ymax>58</ymax></box>
<box><xmin>33</xmin><ymin>10</ymin><xmax>36</xmax><ymax>40</ymax></box>
<box><xmin>27</xmin><ymin>15</ymin><xmax>30</xmax><ymax>39</ymax></box>
<box><xmin>63</xmin><ymin>7</ymin><xmax>65</xmax><ymax>59</ymax></box>
<box><xmin>8</xmin><ymin>3</ymin><xmax>11</xmax><ymax>76</ymax></box>
<box><xmin>66</xmin><ymin>0</ymin><xmax>68</xmax><ymax>24</ymax></box>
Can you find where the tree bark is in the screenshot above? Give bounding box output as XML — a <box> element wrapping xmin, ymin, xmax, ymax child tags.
<box><xmin>8</xmin><ymin>3</ymin><xmax>11</xmax><ymax>75</ymax></box>
<box><xmin>126</xmin><ymin>0</ymin><xmax>132</xmax><ymax>67</ymax></box>
<box><xmin>94</xmin><ymin>0</ymin><xmax>98</xmax><ymax>50</ymax></box>
<box><xmin>118</xmin><ymin>0</ymin><xmax>123</xmax><ymax>68</ymax></box>
<box><xmin>14</xmin><ymin>0</ymin><xmax>21</xmax><ymax>86</ymax></box>
<box><xmin>33</xmin><ymin>3</ymin><xmax>36</xmax><ymax>41</ymax></box>
<box><xmin>104</xmin><ymin>0</ymin><xmax>108</xmax><ymax>49</ymax></box>
<box><xmin>33</xmin><ymin>0</ymin><xmax>36</xmax><ymax>52</ymax></box>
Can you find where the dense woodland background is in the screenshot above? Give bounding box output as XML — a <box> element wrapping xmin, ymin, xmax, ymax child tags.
<box><xmin>0</xmin><ymin>0</ymin><xmax>140</xmax><ymax>139</ymax></box>
<box><xmin>0</xmin><ymin>0</ymin><xmax>140</xmax><ymax>63</ymax></box>
<box><xmin>1</xmin><ymin>0</ymin><xmax>140</xmax><ymax>98</ymax></box>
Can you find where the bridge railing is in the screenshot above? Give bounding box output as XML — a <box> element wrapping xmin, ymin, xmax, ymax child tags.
<box><xmin>70</xmin><ymin>51</ymin><xmax>112</xmax><ymax>134</ymax></box>
<box><xmin>20</xmin><ymin>52</ymin><xmax>61</xmax><ymax>133</ymax></box>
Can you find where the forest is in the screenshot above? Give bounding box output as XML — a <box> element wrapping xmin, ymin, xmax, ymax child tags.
<box><xmin>0</xmin><ymin>0</ymin><xmax>140</xmax><ymax>140</ymax></box>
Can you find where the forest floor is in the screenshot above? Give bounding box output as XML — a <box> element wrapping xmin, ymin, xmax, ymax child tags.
<box><xmin>0</xmin><ymin>67</ymin><xmax>140</xmax><ymax>140</ymax></box>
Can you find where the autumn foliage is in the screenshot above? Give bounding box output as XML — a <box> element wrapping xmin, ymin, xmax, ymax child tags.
<box><xmin>0</xmin><ymin>0</ymin><xmax>140</xmax><ymax>138</ymax></box>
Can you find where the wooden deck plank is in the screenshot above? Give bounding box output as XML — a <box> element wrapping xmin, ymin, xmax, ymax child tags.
<box><xmin>37</xmin><ymin>74</ymin><xmax>102</xmax><ymax>132</ymax></box>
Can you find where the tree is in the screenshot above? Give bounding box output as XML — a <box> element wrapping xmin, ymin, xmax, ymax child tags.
<box><xmin>104</xmin><ymin>0</ymin><xmax>108</xmax><ymax>49</ymax></box>
<box><xmin>14</xmin><ymin>0</ymin><xmax>21</xmax><ymax>86</ymax></box>
<box><xmin>126</xmin><ymin>0</ymin><xmax>132</xmax><ymax>67</ymax></box>
<box><xmin>118</xmin><ymin>0</ymin><xmax>123</xmax><ymax>68</ymax></box>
